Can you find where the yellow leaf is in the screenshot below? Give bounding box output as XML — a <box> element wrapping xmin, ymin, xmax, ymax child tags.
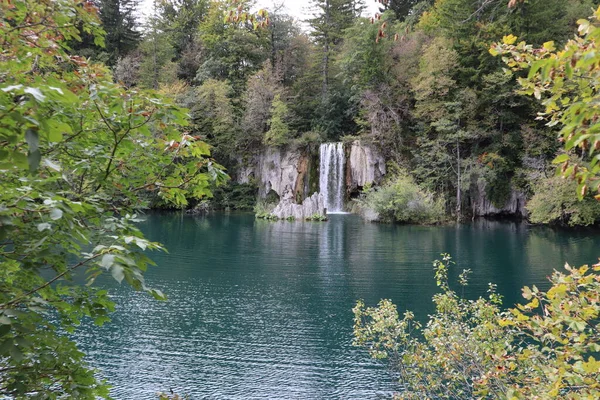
<box><xmin>543</xmin><ymin>41</ymin><xmax>556</xmax><ymax>52</ymax></box>
<box><xmin>582</xmin><ymin>356</ymin><xmax>600</xmax><ymax>374</ymax></box>
<box><xmin>503</xmin><ymin>34</ymin><xmax>518</xmax><ymax>45</ymax></box>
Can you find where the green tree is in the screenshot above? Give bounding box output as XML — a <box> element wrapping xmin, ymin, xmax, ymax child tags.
<box><xmin>264</xmin><ymin>94</ymin><xmax>291</xmax><ymax>146</ymax></box>
<box><xmin>307</xmin><ymin>0</ymin><xmax>365</xmax><ymax>101</ymax></box>
<box><xmin>155</xmin><ymin>0</ymin><xmax>209</xmax><ymax>82</ymax></box>
<box><xmin>196</xmin><ymin>0</ymin><xmax>269</xmax><ymax>95</ymax></box>
<box><xmin>0</xmin><ymin>1</ymin><xmax>226</xmax><ymax>397</ymax></box>
<box><xmin>241</xmin><ymin>63</ymin><xmax>281</xmax><ymax>150</ymax></box>
<box><xmin>527</xmin><ymin>175</ymin><xmax>600</xmax><ymax>226</ymax></box>
<box><xmin>97</xmin><ymin>0</ymin><xmax>142</xmax><ymax>65</ymax></box>
<box><xmin>189</xmin><ymin>79</ymin><xmax>237</xmax><ymax>166</ymax></box>
<box><xmin>139</xmin><ymin>7</ymin><xmax>177</xmax><ymax>90</ymax></box>
<box><xmin>379</xmin><ymin>0</ymin><xmax>424</xmax><ymax>21</ymax></box>
<box><xmin>492</xmin><ymin>8</ymin><xmax>600</xmax><ymax>200</ymax></box>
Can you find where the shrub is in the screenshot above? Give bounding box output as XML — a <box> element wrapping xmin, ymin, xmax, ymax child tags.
<box><xmin>211</xmin><ymin>182</ymin><xmax>258</xmax><ymax>211</ymax></box>
<box><xmin>306</xmin><ymin>214</ymin><xmax>328</xmax><ymax>221</ymax></box>
<box><xmin>527</xmin><ymin>176</ymin><xmax>600</xmax><ymax>226</ymax></box>
<box><xmin>253</xmin><ymin>201</ymin><xmax>278</xmax><ymax>220</ymax></box>
<box><xmin>357</xmin><ymin>172</ymin><xmax>445</xmax><ymax>224</ymax></box>
<box><xmin>354</xmin><ymin>254</ymin><xmax>600</xmax><ymax>399</ymax></box>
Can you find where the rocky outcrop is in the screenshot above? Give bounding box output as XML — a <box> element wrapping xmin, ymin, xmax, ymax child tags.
<box><xmin>238</xmin><ymin>141</ymin><xmax>385</xmax><ymax>208</ymax></box>
<box><xmin>271</xmin><ymin>188</ymin><xmax>326</xmax><ymax>220</ymax></box>
<box><xmin>237</xmin><ymin>147</ymin><xmax>315</xmax><ymax>201</ymax></box>
<box><xmin>346</xmin><ymin>140</ymin><xmax>386</xmax><ymax>196</ymax></box>
<box><xmin>471</xmin><ymin>181</ymin><xmax>528</xmax><ymax>218</ymax></box>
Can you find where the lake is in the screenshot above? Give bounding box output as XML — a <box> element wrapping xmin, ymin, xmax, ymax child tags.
<box><xmin>75</xmin><ymin>213</ymin><xmax>600</xmax><ymax>399</ymax></box>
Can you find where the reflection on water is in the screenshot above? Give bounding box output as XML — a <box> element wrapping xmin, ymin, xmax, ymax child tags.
<box><xmin>74</xmin><ymin>213</ymin><xmax>600</xmax><ymax>399</ymax></box>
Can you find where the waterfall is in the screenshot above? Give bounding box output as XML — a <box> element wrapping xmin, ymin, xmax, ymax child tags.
<box><xmin>319</xmin><ymin>143</ymin><xmax>345</xmax><ymax>213</ymax></box>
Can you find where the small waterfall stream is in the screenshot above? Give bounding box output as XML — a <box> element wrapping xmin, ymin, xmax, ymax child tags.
<box><xmin>319</xmin><ymin>143</ymin><xmax>345</xmax><ymax>213</ymax></box>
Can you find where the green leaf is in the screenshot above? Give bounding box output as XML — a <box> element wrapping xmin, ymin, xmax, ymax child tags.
<box><xmin>25</xmin><ymin>129</ymin><xmax>39</xmax><ymax>153</ymax></box>
<box><xmin>110</xmin><ymin>265</ymin><xmax>125</xmax><ymax>284</ymax></box>
<box><xmin>28</xmin><ymin>149</ymin><xmax>41</xmax><ymax>172</ymax></box>
<box><xmin>0</xmin><ymin>325</ymin><xmax>11</xmax><ymax>337</ymax></box>
<box><xmin>24</xmin><ymin>87</ymin><xmax>46</xmax><ymax>102</ymax></box>
<box><xmin>50</xmin><ymin>208</ymin><xmax>63</xmax><ymax>220</ymax></box>
<box><xmin>10</xmin><ymin>344</ymin><xmax>24</xmax><ymax>362</ymax></box>
<box><xmin>100</xmin><ymin>254</ymin><xmax>115</xmax><ymax>270</ymax></box>
<box><xmin>553</xmin><ymin>154</ymin><xmax>569</xmax><ymax>164</ymax></box>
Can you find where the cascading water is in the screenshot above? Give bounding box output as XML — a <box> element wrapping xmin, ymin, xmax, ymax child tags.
<box><xmin>319</xmin><ymin>142</ymin><xmax>346</xmax><ymax>213</ymax></box>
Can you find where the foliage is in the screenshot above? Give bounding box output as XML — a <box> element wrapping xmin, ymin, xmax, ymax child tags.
<box><xmin>95</xmin><ymin>0</ymin><xmax>141</xmax><ymax>65</ymax></box>
<box><xmin>211</xmin><ymin>182</ymin><xmax>258</xmax><ymax>211</ymax></box>
<box><xmin>527</xmin><ymin>175</ymin><xmax>600</xmax><ymax>226</ymax></box>
<box><xmin>306</xmin><ymin>213</ymin><xmax>328</xmax><ymax>221</ymax></box>
<box><xmin>264</xmin><ymin>94</ymin><xmax>292</xmax><ymax>146</ymax></box>
<box><xmin>492</xmin><ymin>8</ymin><xmax>600</xmax><ymax>201</ymax></box>
<box><xmin>253</xmin><ymin>200</ymin><xmax>278</xmax><ymax>220</ymax></box>
<box><xmin>379</xmin><ymin>0</ymin><xmax>424</xmax><ymax>21</ymax></box>
<box><xmin>242</xmin><ymin>63</ymin><xmax>280</xmax><ymax>148</ymax></box>
<box><xmin>196</xmin><ymin>0</ymin><xmax>269</xmax><ymax>95</ymax></box>
<box><xmin>357</xmin><ymin>171</ymin><xmax>445</xmax><ymax>224</ymax></box>
<box><xmin>354</xmin><ymin>254</ymin><xmax>600</xmax><ymax>399</ymax></box>
<box><xmin>0</xmin><ymin>0</ymin><xmax>226</xmax><ymax>397</ymax></box>
<box><xmin>67</xmin><ymin>0</ymin><xmax>600</xmax><ymax>221</ymax></box>
<box><xmin>188</xmin><ymin>79</ymin><xmax>236</xmax><ymax>164</ymax></box>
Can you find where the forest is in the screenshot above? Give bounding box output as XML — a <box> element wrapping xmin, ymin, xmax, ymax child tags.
<box><xmin>76</xmin><ymin>0</ymin><xmax>600</xmax><ymax>226</ymax></box>
<box><xmin>1</xmin><ymin>0</ymin><xmax>600</xmax><ymax>398</ymax></box>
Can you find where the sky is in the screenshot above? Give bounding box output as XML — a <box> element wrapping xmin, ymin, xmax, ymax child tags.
<box><xmin>139</xmin><ymin>0</ymin><xmax>381</xmax><ymax>28</ymax></box>
<box><xmin>255</xmin><ymin>0</ymin><xmax>381</xmax><ymax>22</ymax></box>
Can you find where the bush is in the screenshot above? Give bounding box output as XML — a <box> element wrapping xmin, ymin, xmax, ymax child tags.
<box><xmin>527</xmin><ymin>176</ymin><xmax>600</xmax><ymax>226</ymax></box>
<box><xmin>211</xmin><ymin>182</ymin><xmax>258</xmax><ymax>211</ymax></box>
<box><xmin>253</xmin><ymin>200</ymin><xmax>277</xmax><ymax>220</ymax></box>
<box><xmin>357</xmin><ymin>172</ymin><xmax>445</xmax><ymax>224</ymax></box>
<box><xmin>354</xmin><ymin>254</ymin><xmax>600</xmax><ymax>399</ymax></box>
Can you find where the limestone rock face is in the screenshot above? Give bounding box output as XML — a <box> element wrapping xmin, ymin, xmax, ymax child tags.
<box><xmin>237</xmin><ymin>147</ymin><xmax>311</xmax><ymax>200</ymax></box>
<box><xmin>347</xmin><ymin>141</ymin><xmax>386</xmax><ymax>194</ymax></box>
<box><xmin>471</xmin><ymin>181</ymin><xmax>528</xmax><ymax>218</ymax></box>
<box><xmin>271</xmin><ymin>190</ymin><xmax>326</xmax><ymax>220</ymax></box>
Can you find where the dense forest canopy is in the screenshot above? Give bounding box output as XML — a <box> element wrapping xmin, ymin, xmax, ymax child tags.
<box><xmin>2</xmin><ymin>0</ymin><xmax>600</xmax><ymax>397</ymax></box>
<box><xmin>73</xmin><ymin>0</ymin><xmax>600</xmax><ymax>225</ymax></box>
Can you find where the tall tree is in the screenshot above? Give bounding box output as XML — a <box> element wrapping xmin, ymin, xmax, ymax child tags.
<box><xmin>379</xmin><ymin>0</ymin><xmax>423</xmax><ymax>21</ymax></box>
<box><xmin>155</xmin><ymin>0</ymin><xmax>209</xmax><ymax>81</ymax></box>
<box><xmin>196</xmin><ymin>0</ymin><xmax>269</xmax><ymax>95</ymax></box>
<box><xmin>307</xmin><ymin>0</ymin><xmax>365</xmax><ymax>102</ymax></box>
<box><xmin>97</xmin><ymin>0</ymin><xmax>141</xmax><ymax>65</ymax></box>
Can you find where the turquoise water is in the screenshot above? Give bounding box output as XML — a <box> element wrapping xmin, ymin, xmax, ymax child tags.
<box><xmin>75</xmin><ymin>213</ymin><xmax>600</xmax><ymax>399</ymax></box>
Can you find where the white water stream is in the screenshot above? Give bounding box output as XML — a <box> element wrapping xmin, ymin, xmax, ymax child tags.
<box><xmin>319</xmin><ymin>143</ymin><xmax>346</xmax><ymax>213</ymax></box>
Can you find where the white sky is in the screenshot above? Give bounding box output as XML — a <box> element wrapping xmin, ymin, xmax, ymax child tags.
<box><xmin>255</xmin><ymin>0</ymin><xmax>381</xmax><ymax>21</ymax></box>
<box><xmin>139</xmin><ymin>0</ymin><xmax>381</xmax><ymax>28</ymax></box>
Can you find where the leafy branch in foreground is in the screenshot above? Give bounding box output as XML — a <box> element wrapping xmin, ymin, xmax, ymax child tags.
<box><xmin>354</xmin><ymin>254</ymin><xmax>600</xmax><ymax>399</ymax></box>
<box><xmin>491</xmin><ymin>7</ymin><xmax>600</xmax><ymax>201</ymax></box>
<box><xmin>0</xmin><ymin>0</ymin><xmax>227</xmax><ymax>398</ymax></box>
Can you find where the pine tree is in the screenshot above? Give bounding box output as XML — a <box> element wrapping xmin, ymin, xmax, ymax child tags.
<box><xmin>307</xmin><ymin>0</ymin><xmax>365</xmax><ymax>102</ymax></box>
<box><xmin>379</xmin><ymin>0</ymin><xmax>423</xmax><ymax>21</ymax></box>
<box><xmin>97</xmin><ymin>0</ymin><xmax>141</xmax><ymax>65</ymax></box>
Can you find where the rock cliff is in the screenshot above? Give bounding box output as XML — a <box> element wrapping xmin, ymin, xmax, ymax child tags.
<box><xmin>238</xmin><ymin>141</ymin><xmax>385</xmax><ymax>212</ymax></box>
<box><xmin>346</xmin><ymin>140</ymin><xmax>386</xmax><ymax>196</ymax></box>
<box><xmin>237</xmin><ymin>147</ymin><xmax>314</xmax><ymax>201</ymax></box>
<box><xmin>470</xmin><ymin>181</ymin><xmax>528</xmax><ymax>218</ymax></box>
<box><xmin>271</xmin><ymin>190</ymin><xmax>326</xmax><ymax>220</ymax></box>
